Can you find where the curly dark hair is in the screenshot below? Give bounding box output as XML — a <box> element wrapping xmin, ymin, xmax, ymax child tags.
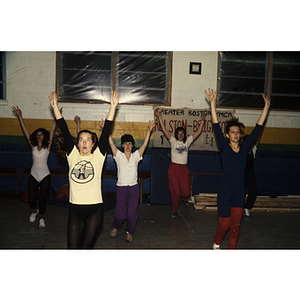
<box><xmin>29</xmin><ymin>128</ymin><xmax>50</xmax><ymax>148</ymax></box>
<box><xmin>54</xmin><ymin>128</ymin><xmax>73</xmax><ymax>157</ymax></box>
<box><xmin>175</xmin><ymin>127</ymin><xmax>187</xmax><ymax>143</ymax></box>
<box><xmin>225</xmin><ymin>117</ymin><xmax>245</xmax><ymax>143</ymax></box>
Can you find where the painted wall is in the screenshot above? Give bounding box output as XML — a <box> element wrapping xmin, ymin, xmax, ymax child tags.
<box><xmin>0</xmin><ymin>51</ymin><xmax>300</xmax><ymax>151</ymax></box>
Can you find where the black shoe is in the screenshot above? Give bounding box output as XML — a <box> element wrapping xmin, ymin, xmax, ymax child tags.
<box><xmin>182</xmin><ymin>199</ymin><xmax>189</xmax><ymax>206</ymax></box>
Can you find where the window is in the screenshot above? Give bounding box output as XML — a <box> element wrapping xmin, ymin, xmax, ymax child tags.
<box><xmin>218</xmin><ymin>51</ymin><xmax>300</xmax><ymax>110</ymax></box>
<box><xmin>271</xmin><ymin>52</ymin><xmax>300</xmax><ymax>110</ymax></box>
<box><xmin>57</xmin><ymin>51</ymin><xmax>172</xmax><ymax>105</ymax></box>
<box><xmin>0</xmin><ymin>52</ymin><xmax>6</xmax><ymax>101</ymax></box>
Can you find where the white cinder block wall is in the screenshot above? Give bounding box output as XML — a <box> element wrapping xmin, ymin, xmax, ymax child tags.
<box><xmin>1</xmin><ymin>51</ymin><xmax>300</xmax><ymax>130</ymax></box>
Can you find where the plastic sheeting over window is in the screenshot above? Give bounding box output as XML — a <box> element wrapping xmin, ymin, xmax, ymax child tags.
<box><xmin>218</xmin><ymin>51</ymin><xmax>269</xmax><ymax>108</ymax></box>
<box><xmin>271</xmin><ymin>52</ymin><xmax>300</xmax><ymax>110</ymax></box>
<box><xmin>218</xmin><ymin>51</ymin><xmax>300</xmax><ymax>110</ymax></box>
<box><xmin>58</xmin><ymin>51</ymin><xmax>171</xmax><ymax>104</ymax></box>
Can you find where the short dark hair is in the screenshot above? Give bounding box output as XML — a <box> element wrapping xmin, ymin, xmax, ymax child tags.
<box><xmin>77</xmin><ymin>130</ymin><xmax>98</xmax><ymax>153</ymax></box>
<box><xmin>175</xmin><ymin>127</ymin><xmax>187</xmax><ymax>143</ymax></box>
<box><xmin>225</xmin><ymin>117</ymin><xmax>245</xmax><ymax>143</ymax></box>
<box><xmin>121</xmin><ymin>134</ymin><xmax>135</xmax><ymax>146</ymax></box>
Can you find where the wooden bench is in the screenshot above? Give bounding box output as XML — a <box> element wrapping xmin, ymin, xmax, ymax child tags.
<box><xmin>192</xmin><ymin>193</ymin><xmax>300</xmax><ymax>212</ymax></box>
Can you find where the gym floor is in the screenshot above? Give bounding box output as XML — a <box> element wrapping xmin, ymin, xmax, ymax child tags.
<box><xmin>1</xmin><ymin>195</ymin><xmax>298</xmax><ymax>300</ymax></box>
<box><xmin>1</xmin><ymin>195</ymin><xmax>300</xmax><ymax>250</ymax></box>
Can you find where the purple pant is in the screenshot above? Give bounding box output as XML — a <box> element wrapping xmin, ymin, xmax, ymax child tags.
<box><xmin>113</xmin><ymin>184</ymin><xmax>139</xmax><ymax>234</ymax></box>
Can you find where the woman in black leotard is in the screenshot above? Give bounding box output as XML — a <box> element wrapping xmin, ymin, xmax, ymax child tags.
<box><xmin>205</xmin><ymin>88</ymin><xmax>270</xmax><ymax>249</ymax></box>
<box><xmin>49</xmin><ymin>90</ymin><xmax>120</xmax><ymax>249</ymax></box>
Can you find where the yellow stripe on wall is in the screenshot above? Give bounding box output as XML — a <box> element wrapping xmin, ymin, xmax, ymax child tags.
<box><xmin>1</xmin><ymin>118</ymin><xmax>300</xmax><ymax>145</ymax></box>
<box><xmin>0</xmin><ymin>118</ymin><xmax>153</xmax><ymax>141</ymax></box>
<box><xmin>244</xmin><ymin>127</ymin><xmax>300</xmax><ymax>145</ymax></box>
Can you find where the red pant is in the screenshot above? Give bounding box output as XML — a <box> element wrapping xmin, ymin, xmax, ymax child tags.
<box><xmin>168</xmin><ymin>163</ymin><xmax>190</xmax><ymax>212</ymax></box>
<box><xmin>214</xmin><ymin>207</ymin><xmax>244</xmax><ymax>249</ymax></box>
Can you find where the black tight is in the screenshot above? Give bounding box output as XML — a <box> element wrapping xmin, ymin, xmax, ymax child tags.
<box><xmin>28</xmin><ymin>174</ymin><xmax>51</xmax><ymax>215</ymax></box>
<box><xmin>68</xmin><ymin>203</ymin><xmax>103</xmax><ymax>249</ymax></box>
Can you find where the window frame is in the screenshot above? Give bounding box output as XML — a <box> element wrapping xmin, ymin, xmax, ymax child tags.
<box><xmin>0</xmin><ymin>51</ymin><xmax>6</xmax><ymax>102</ymax></box>
<box><xmin>217</xmin><ymin>51</ymin><xmax>300</xmax><ymax>111</ymax></box>
<box><xmin>56</xmin><ymin>51</ymin><xmax>172</xmax><ymax>106</ymax></box>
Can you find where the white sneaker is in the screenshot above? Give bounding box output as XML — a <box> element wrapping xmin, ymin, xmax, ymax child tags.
<box><xmin>110</xmin><ymin>227</ymin><xmax>117</xmax><ymax>238</ymax></box>
<box><xmin>39</xmin><ymin>218</ymin><xmax>46</xmax><ymax>228</ymax></box>
<box><xmin>213</xmin><ymin>243</ymin><xmax>220</xmax><ymax>250</ymax></box>
<box><xmin>244</xmin><ymin>208</ymin><xmax>251</xmax><ymax>217</ymax></box>
<box><xmin>29</xmin><ymin>210</ymin><xmax>39</xmax><ymax>223</ymax></box>
<box><xmin>126</xmin><ymin>232</ymin><xmax>133</xmax><ymax>242</ymax></box>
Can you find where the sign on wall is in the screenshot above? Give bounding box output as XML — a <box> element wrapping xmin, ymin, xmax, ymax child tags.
<box><xmin>153</xmin><ymin>107</ymin><xmax>235</xmax><ymax>151</ymax></box>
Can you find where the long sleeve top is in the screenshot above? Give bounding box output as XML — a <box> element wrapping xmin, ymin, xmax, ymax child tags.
<box><xmin>213</xmin><ymin>122</ymin><xmax>262</xmax><ymax>182</ymax></box>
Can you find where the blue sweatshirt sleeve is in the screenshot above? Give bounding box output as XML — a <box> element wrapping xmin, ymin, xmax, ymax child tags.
<box><xmin>243</xmin><ymin>124</ymin><xmax>263</xmax><ymax>151</ymax></box>
<box><xmin>213</xmin><ymin>123</ymin><xmax>227</xmax><ymax>152</ymax></box>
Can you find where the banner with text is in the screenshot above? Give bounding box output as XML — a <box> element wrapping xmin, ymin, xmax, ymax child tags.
<box><xmin>153</xmin><ymin>107</ymin><xmax>235</xmax><ymax>151</ymax></box>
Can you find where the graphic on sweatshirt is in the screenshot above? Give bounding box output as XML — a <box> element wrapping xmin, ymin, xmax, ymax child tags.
<box><xmin>70</xmin><ymin>160</ymin><xmax>94</xmax><ymax>184</ymax></box>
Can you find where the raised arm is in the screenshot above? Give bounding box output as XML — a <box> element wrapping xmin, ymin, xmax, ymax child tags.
<box><xmin>192</xmin><ymin>111</ymin><xmax>206</xmax><ymax>140</ymax></box>
<box><xmin>74</xmin><ymin>115</ymin><xmax>81</xmax><ymax>135</ymax></box>
<box><xmin>138</xmin><ymin>120</ymin><xmax>155</xmax><ymax>157</ymax></box>
<box><xmin>108</xmin><ymin>134</ymin><xmax>118</xmax><ymax>157</ymax></box>
<box><xmin>48</xmin><ymin>107</ymin><xmax>62</xmax><ymax>151</ymax></box>
<box><xmin>11</xmin><ymin>106</ymin><xmax>31</xmax><ymax>146</ymax></box>
<box><xmin>49</xmin><ymin>92</ymin><xmax>63</xmax><ymax>120</ymax></box>
<box><xmin>257</xmin><ymin>93</ymin><xmax>271</xmax><ymax>126</ymax></box>
<box><xmin>154</xmin><ymin>109</ymin><xmax>171</xmax><ymax>141</ymax></box>
<box><xmin>254</xmin><ymin>125</ymin><xmax>264</xmax><ymax>147</ymax></box>
<box><xmin>205</xmin><ymin>88</ymin><xmax>218</xmax><ymax>124</ymax></box>
<box><xmin>106</xmin><ymin>90</ymin><xmax>120</xmax><ymax>121</ymax></box>
<box><xmin>49</xmin><ymin>92</ymin><xmax>74</xmax><ymax>154</ymax></box>
<box><xmin>48</xmin><ymin>118</ymin><xmax>57</xmax><ymax>151</ymax></box>
<box><xmin>98</xmin><ymin>91</ymin><xmax>120</xmax><ymax>155</ymax></box>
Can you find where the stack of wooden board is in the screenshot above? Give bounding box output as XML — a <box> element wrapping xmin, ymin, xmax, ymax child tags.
<box><xmin>192</xmin><ymin>194</ymin><xmax>300</xmax><ymax>212</ymax></box>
